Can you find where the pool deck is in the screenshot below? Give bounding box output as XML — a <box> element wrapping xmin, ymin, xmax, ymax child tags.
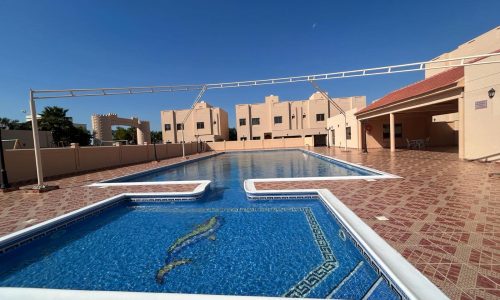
<box><xmin>0</xmin><ymin>147</ymin><xmax>499</xmax><ymax>299</ymax></box>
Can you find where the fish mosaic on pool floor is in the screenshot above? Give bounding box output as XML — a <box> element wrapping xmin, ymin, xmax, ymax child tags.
<box><xmin>155</xmin><ymin>215</ymin><xmax>223</xmax><ymax>284</ymax></box>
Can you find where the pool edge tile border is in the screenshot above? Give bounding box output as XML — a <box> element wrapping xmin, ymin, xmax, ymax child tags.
<box><xmin>0</xmin><ymin>288</ymin><xmax>290</xmax><ymax>300</ymax></box>
<box><xmin>244</xmin><ymin>184</ymin><xmax>448</xmax><ymax>300</ymax></box>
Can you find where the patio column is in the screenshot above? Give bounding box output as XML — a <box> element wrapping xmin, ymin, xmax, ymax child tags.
<box><xmin>390</xmin><ymin>113</ymin><xmax>395</xmax><ymax>152</ymax></box>
<box><xmin>458</xmin><ymin>93</ymin><xmax>465</xmax><ymax>159</ymax></box>
<box><xmin>361</xmin><ymin>120</ymin><xmax>368</xmax><ymax>153</ymax></box>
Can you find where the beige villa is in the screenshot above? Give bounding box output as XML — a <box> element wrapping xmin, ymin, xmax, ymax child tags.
<box><xmin>328</xmin><ymin>26</ymin><xmax>500</xmax><ymax>161</ymax></box>
<box><xmin>235</xmin><ymin>92</ymin><xmax>366</xmax><ymax>145</ymax></box>
<box><xmin>160</xmin><ymin>101</ymin><xmax>229</xmax><ymax>143</ymax></box>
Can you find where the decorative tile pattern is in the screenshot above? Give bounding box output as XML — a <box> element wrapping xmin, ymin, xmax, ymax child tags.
<box><xmin>283</xmin><ymin>208</ymin><xmax>338</xmax><ymax>298</ymax></box>
<box><xmin>255</xmin><ymin>147</ymin><xmax>500</xmax><ymax>299</ymax></box>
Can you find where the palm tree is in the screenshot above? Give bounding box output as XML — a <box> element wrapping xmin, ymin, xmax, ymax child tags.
<box><xmin>38</xmin><ymin>106</ymin><xmax>91</xmax><ymax>146</ymax></box>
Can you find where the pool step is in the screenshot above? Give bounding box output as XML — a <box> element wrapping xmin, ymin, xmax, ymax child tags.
<box><xmin>326</xmin><ymin>260</ymin><xmax>378</xmax><ymax>299</ymax></box>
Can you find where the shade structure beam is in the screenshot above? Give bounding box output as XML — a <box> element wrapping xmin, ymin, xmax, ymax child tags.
<box><xmin>31</xmin><ymin>52</ymin><xmax>500</xmax><ymax>100</ymax></box>
<box><xmin>181</xmin><ymin>85</ymin><xmax>208</xmax><ymax>158</ymax></box>
<box><xmin>27</xmin><ymin>52</ymin><xmax>500</xmax><ymax>187</ymax></box>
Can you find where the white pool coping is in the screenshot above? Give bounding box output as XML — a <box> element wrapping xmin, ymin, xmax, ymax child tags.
<box><xmin>88</xmin><ymin>180</ymin><xmax>211</xmax><ymax>197</ymax></box>
<box><xmin>0</xmin><ymin>288</ymin><xmax>310</xmax><ymax>300</ymax></box>
<box><xmin>243</xmin><ymin>184</ymin><xmax>448</xmax><ymax>299</ymax></box>
<box><xmin>0</xmin><ymin>149</ymin><xmax>448</xmax><ymax>299</ymax></box>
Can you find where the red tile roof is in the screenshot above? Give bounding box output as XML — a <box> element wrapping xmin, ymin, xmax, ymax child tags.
<box><xmin>356</xmin><ymin>49</ymin><xmax>500</xmax><ymax>115</ymax></box>
<box><xmin>356</xmin><ymin>67</ymin><xmax>464</xmax><ymax>115</ymax></box>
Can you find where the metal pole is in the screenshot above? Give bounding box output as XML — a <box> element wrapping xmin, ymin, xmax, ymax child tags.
<box><xmin>181</xmin><ymin>85</ymin><xmax>208</xmax><ymax>158</ymax></box>
<box><xmin>0</xmin><ymin>128</ymin><xmax>11</xmax><ymax>189</ymax></box>
<box><xmin>181</xmin><ymin>128</ymin><xmax>186</xmax><ymax>158</ymax></box>
<box><xmin>344</xmin><ymin>115</ymin><xmax>348</xmax><ymax>152</ymax></box>
<box><xmin>325</xmin><ymin>128</ymin><xmax>330</xmax><ymax>148</ymax></box>
<box><xmin>30</xmin><ymin>89</ymin><xmax>45</xmax><ymax>188</ymax></box>
<box><xmin>309</xmin><ymin>80</ymin><xmax>349</xmax><ymax>152</ymax></box>
<box><xmin>153</xmin><ymin>137</ymin><xmax>159</xmax><ymax>162</ymax></box>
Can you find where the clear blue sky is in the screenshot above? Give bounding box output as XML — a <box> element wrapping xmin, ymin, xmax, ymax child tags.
<box><xmin>1</xmin><ymin>0</ymin><xmax>499</xmax><ymax>130</ymax></box>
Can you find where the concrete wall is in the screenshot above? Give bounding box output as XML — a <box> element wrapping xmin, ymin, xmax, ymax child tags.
<box><xmin>206</xmin><ymin>137</ymin><xmax>304</xmax><ymax>151</ymax></box>
<box><xmin>426</xmin><ymin>26</ymin><xmax>500</xmax><ymax>78</ymax></box>
<box><xmin>1</xmin><ymin>129</ymin><xmax>53</xmax><ymax>149</ymax></box>
<box><xmin>4</xmin><ymin>142</ymin><xmax>201</xmax><ymax>183</ymax></box>
<box><xmin>463</xmin><ymin>54</ymin><xmax>500</xmax><ymax>160</ymax></box>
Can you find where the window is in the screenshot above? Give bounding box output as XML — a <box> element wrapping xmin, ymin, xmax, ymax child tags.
<box><xmin>383</xmin><ymin>124</ymin><xmax>403</xmax><ymax>139</ymax></box>
<box><xmin>346</xmin><ymin>127</ymin><xmax>351</xmax><ymax>140</ymax></box>
<box><xmin>239</xmin><ymin>118</ymin><xmax>246</xmax><ymax>126</ymax></box>
<box><xmin>252</xmin><ymin>136</ymin><xmax>261</xmax><ymax>140</ymax></box>
<box><xmin>164</xmin><ymin>124</ymin><xmax>171</xmax><ymax>131</ymax></box>
<box><xmin>196</xmin><ymin>122</ymin><xmax>204</xmax><ymax>129</ymax></box>
<box><xmin>274</xmin><ymin>116</ymin><xmax>282</xmax><ymax>124</ymax></box>
<box><xmin>176</xmin><ymin>124</ymin><xmax>184</xmax><ymax>130</ymax></box>
<box><xmin>316</xmin><ymin>114</ymin><xmax>325</xmax><ymax>121</ymax></box>
<box><xmin>251</xmin><ymin>118</ymin><xmax>260</xmax><ymax>125</ymax></box>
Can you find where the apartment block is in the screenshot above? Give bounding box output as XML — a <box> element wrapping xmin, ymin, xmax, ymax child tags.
<box><xmin>160</xmin><ymin>101</ymin><xmax>229</xmax><ymax>143</ymax></box>
<box><xmin>235</xmin><ymin>92</ymin><xmax>366</xmax><ymax>145</ymax></box>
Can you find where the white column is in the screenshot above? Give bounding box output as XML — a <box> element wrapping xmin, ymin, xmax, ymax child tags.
<box><xmin>458</xmin><ymin>94</ymin><xmax>465</xmax><ymax>159</ymax></box>
<box><xmin>30</xmin><ymin>90</ymin><xmax>44</xmax><ymax>187</ymax></box>
<box><xmin>390</xmin><ymin>113</ymin><xmax>395</xmax><ymax>152</ymax></box>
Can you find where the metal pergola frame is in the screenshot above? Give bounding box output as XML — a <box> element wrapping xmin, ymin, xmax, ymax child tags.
<box><xmin>26</xmin><ymin>52</ymin><xmax>500</xmax><ymax>188</ymax></box>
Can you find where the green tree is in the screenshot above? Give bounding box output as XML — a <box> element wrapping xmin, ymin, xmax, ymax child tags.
<box><xmin>228</xmin><ymin>128</ymin><xmax>237</xmax><ymax>141</ymax></box>
<box><xmin>151</xmin><ymin>131</ymin><xmax>162</xmax><ymax>143</ymax></box>
<box><xmin>38</xmin><ymin>106</ymin><xmax>91</xmax><ymax>146</ymax></box>
<box><xmin>0</xmin><ymin>118</ymin><xmax>31</xmax><ymax>130</ymax></box>
<box><xmin>112</xmin><ymin>127</ymin><xmax>136</xmax><ymax>144</ymax></box>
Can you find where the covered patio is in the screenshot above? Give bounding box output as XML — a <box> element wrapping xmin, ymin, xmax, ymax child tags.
<box><xmin>356</xmin><ymin>66</ymin><xmax>465</xmax><ymax>158</ymax></box>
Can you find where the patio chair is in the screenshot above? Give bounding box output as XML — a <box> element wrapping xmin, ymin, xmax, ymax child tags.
<box><xmin>424</xmin><ymin>137</ymin><xmax>430</xmax><ymax>148</ymax></box>
<box><xmin>406</xmin><ymin>138</ymin><xmax>414</xmax><ymax>149</ymax></box>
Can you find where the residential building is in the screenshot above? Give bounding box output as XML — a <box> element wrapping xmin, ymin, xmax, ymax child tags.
<box><xmin>326</xmin><ymin>108</ymin><xmax>361</xmax><ymax>149</ymax></box>
<box><xmin>160</xmin><ymin>101</ymin><xmax>229</xmax><ymax>143</ymax></box>
<box><xmin>353</xmin><ymin>26</ymin><xmax>500</xmax><ymax>160</ymax></box>
<box><xmin>235</xmin><ymin>92</ymin><xmax>366</xmax><ymax>145</ymax></box>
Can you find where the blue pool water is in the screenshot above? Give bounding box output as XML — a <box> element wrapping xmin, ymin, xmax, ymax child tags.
<box><xmin>111</xmin><ymin>150</ymin><xmax>378</xmax><ymax>183</ymax></box>
<box><xmin>0</xmin><ymin>150</ymin><xmax>399</xmax><ymax>299</ymax></box>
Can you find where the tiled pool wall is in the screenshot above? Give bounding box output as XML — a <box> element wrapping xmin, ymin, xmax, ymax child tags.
<box><xmin>0</xmin><ymin>190</ymin><xmax>408</xmax><ymax>299</ymax></box>
<box><xmin>246</xmin><ymin>191</ymin><xmax>408</xmax><ymax>299</ymax></box>
<box><xmin>0</xmin><ymin>149</ymin><xmax>442</xmax><ymax>299</ymax></box>
<box><xmin>101</xmin><ymin>152</ymin><xmax>223</xmax><ymax>183</ymax></box>
<box><xmin>101</xmin><ymin>148</ymin><xmax>397</xmax><ymax>185</ymax></box>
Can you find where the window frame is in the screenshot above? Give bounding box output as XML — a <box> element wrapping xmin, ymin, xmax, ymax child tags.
<box><xmin>316</xmin><ymin>113</ymin><xmax>325</xmax><ymax>121</ymax></box>
<box><xmin>346</xmin><ymin>127</ymin><xmax>352</xmax><ymax>140</ymax></box>
<box><xmin>176</xmin><ymin>123</ymin><xmax>184</xmax><ymax>131</ymax></box>
<box><xmin>239</xmin><ymin>118</ymin><xmax>246</xmax><ymax>126</ymax></box>
<box><xmin>274</xmin><ymin>116</ymin><xmax>283</xmax><ymax>124</ymax></box>
<box><xmin>251</xmin><ymin>118</ymin><xmax>260</xmax><ymax>125</ymax></box>
<box><xmin>196</xmin><ymin>122</ymin><xmax>205</xmax><ymax>129</ymax></box>
<box><xmin>164</xmin><ymin>124</ymin><xmax>171</xmax><ymax>131</ymax></box>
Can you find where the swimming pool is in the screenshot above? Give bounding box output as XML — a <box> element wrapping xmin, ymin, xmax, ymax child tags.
<box><xmin>0</xmin><ymin>150</ymin><xmax>445</xmax><ymax>299</ymax></box>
